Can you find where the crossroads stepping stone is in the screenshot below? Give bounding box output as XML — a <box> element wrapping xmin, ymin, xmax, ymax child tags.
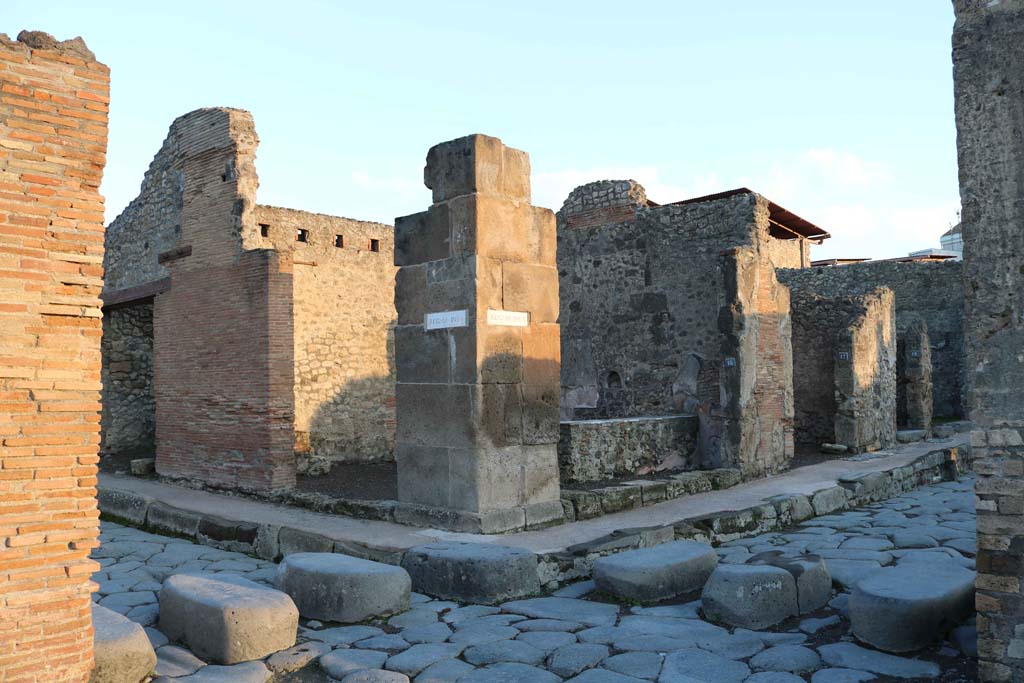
<box><xmin>701</xmin><ymin>565</ymin><xmax>798</xmax><ymax>629</ymax></box>
<box><xmin>821</xmin><ymin>559</ymin><xmax>882</xmax><ymax>591</ymax></box>
<box><xmin>401</xmin><ymin>542</ymin><xmax>540</xmax><ymax>604</ymax></box>
<box><xmin>747</xmin><ymin>552</ymin><xmax>832</xmax><ymax>614</ymax></box>
<box><xmin>818</xmin><ymin>643</ymin><xmax>940</xmax><ymax>678</ymax></box>
<box><xmin>592</xmin><ymin>540</ymin><xmax>718</xmax><ymax>602</ymax></box>
<box><xmin>159</xmin><ymin>573</ymin><xmax>298</xmax><ymax>664</ymax></box>
<box><xmin>849</xmin><ymin>563</ymin><xmax>975</xmax><ymax>652</ymax></box>
<box><xmin>660</xmin><ymin>648</ymin><xmax>750</xmax><ymax>683</ymax></box>
<box><xmin>275</xmin><ymin>552</ymin><xmax>410</xmax><ymax>623</ymax></box>
<box><xmin>91</xmin><ymin>604</ymin><xmax>157</xmax><ymax>683</ymax></box>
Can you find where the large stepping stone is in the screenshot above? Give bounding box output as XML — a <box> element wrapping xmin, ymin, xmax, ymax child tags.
<box><xmin>701</xmin><ymin>564</ymin><xmax>797</xmax><ymax>629</ymax></box>
<box><xmin>748</xmin><ymin>552</ymin><xmax>832</xmax><ymax>613</ymax></box>
<box><xmin>401</xmin><ymin>542</ymin><xmax>539</xmax><ymax>604</ymax></box>
<box><xmin>276</xmin><ymin>552</ymin><xmax>410</xmax><ymax>623</ymax></box>
<box><xmin>849</xmin><ymin>562</ymin><xmax>975</xmax><ymax>652</ymax></box>
<box><xmin>592</xmin><ymin>540</ymin><xmax>718</xmax><ymax>602</ymax></box>
<box><xmin>159</xmin><ymin>573</ymin><xmax>298</xmax><ymax>664</ymax></box>
<box><xmin>91</xmin><ymin>604</ymin><xmax>157</xmax><ymax>683</ymax></box>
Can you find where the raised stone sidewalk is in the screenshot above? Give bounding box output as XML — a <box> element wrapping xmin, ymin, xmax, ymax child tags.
<box><xmin>97</xmin><ymin>436</ymin><xmax>969</xmax><ymax>600</ymax></box>
<box><xmin>90</xmin><ymin>475</ymin><xmax>978</xmax><ymax>681</ymax></box>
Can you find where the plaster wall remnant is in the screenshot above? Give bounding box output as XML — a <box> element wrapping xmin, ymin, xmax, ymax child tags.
<box><xmin>102</xmin><ymin>109</ymin><xmax>397</xmax><ymax>490</ymax></box>
<box><xmin>778</xmin><ymin>260</ymin><xmax>964</xmax><ymax>420</ymax></box>
<box><xmin>393</xmin><ymin>134</ymin><xmax>563</xmax><ymax>533</ymax></box>
<box><xmin>558</xmin><ymin>183</ymin><xmax>812</xmax><ymax>479</ymax></box>
<box><xmin>952</xmin><ymin>1</ymin><xmax>1024</xmax><ymax>681</ymax></box>
<box><xmin>0</xmin><ymin>29</ymin><xmax>109</xmax><ymax>682</ymax></box>
<box><xmin>896</xmin><ymin>314</ymin><xmax>932</xmax><ymax>432</ymax></box>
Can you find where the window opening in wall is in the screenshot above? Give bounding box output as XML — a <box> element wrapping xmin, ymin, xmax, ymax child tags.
<box><xmin>259</xmin><ymin>223</ymin><xmax>270</xmax><ymax>238</ymax></box>
<box><xmin>335</xmin><ymin>235</ymin><xmax>344</xmax><ymax>248</ymax></box>
<box><xmin>606</xmin><ymin>370</ymin><xmax>622</xmax><ymax>389</ymax></box>
<box><xmin>296</xmin><ymin>228</ymin><xmax>309</xmax><ymax>243</ymax></box>
<box><xmin>369</xmin><ymin>238</ymin><xmax>380</xmax><ymax>252</ymax></box>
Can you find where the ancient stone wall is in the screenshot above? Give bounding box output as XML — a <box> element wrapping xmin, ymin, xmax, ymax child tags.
<box><xmin>558</xmin><ymin>183</ymin><xmax>796</xmax><ymax>477</ymax></box>
<box><xmin>952</xmin><ymin>2</ymin><xmax>1024</xmax><ymax>681</ymax></box>
<box><xmin>834</xmin><ymin>288</ymin><xmax>897</xmax><ymax>452</ymax></box>
<box><xmin>254</xmin><ymin>205</ymin><xmax>397</xmax><ymax>463</ymax></box>
<box><xmin>148</xmin><ymin>108</ymin><xmax>296</xmax><ymax>491</ymax></box>
<box><xmin>0</xmin><ymin>30</ymin><xmax>108</xmax><ymax>682</ymax></box>
<box><xmin>896</xmin><ymin>314</ymin><xmax>932</xmax><ymax>431</ymax></box>
<box><xmin>719</xmin><ymin>245</ymin><xmax>795</xmax><ymax>476</ymax></box>
<box><xmin>393</xmin><ymin>134</ymin><xmax>562</xmax><ymax>533</ymax></box>
<box><xmin>778</xmin><ymin>260</ymin><xmax>964</xmax><ymax>419</ymax></box>
<box><xmin>99</xmin><ymin>303</ymin><xmax>154</xmax><ymax>453</ymax></box>
<box><xmin>787</xmin><ymin>286</ymin><xmax>897</xmax><ymax>451</ymax></box>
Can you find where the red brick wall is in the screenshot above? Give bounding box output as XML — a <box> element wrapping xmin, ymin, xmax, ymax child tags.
<box><xmin>0</xmin><ymin>31</ymin><xmax>108</xmax><ymax>683</ymax></box>
<box><xmin>152</xmin><ymin>109</ymin><xmax>295</xmax><ymax>491</ymax></box>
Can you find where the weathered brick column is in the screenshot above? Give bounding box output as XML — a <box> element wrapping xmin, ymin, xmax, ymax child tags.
<box><xmin>952</xmin><ymin>1</ymin><xmax>1024</xmax><ymax>681</ymax></box>
<box><xmin>0</xmin><ymin>30</ymin><xmax>108</xmax><ymax>682</ymax></box>
<box><xmin>392</xmin><ymin>134</ymin><xmax>562</xmax><ymax>533</ymax></box>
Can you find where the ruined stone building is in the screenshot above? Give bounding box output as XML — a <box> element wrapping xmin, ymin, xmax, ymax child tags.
<box><xmin>557</xmin><ymin>183</ymin><xmax>827</xmax><ymax>481</ymax></box>
<box><xmin>0</xmin><ymin>30</ymin><xmax>109</xmax><ymax>681</ymax></box>
<box><xmin>952</xmin><ymin>1</ymin><xmax>1024</xmax><ymax>680</ymax></box>
<box><xmin>778</xmin><ymin>259</ymin><xmax>965</xmax><ymax>450</ymax></box>
<box><xmin>101</xmin><ymin>108</ymin><xmax>396</xmax><ymax>492</ymax></box>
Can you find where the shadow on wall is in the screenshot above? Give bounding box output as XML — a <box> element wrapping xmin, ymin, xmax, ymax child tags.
<box><xmin>304</xmin><ymin>330</ymin><xmax>397</xmax><ymax>464</ymax></box>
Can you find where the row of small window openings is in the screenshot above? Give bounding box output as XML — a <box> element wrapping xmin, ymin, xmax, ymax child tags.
<box><xmin>260</xmin><ymin>224</ymin><xmax>380</xmax><ymax>252</ymax></box>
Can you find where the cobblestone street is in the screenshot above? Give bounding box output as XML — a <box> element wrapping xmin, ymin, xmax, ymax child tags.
<box><xmin>91</xmin><ymin>477</ymin><xmax>978</xmax><ymax>683</ymax></box>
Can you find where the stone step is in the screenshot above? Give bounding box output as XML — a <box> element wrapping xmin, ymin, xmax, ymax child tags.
<box><xmin>401</xmin><ymin>542</ymin><xmax>540</xmax><ymax>604</ymax></box>
<box><xmin>158</xmin><ymin>573</ymin><xmax>298</xmax><ymax>664</ymax></box>
<box><xmin>91</xmin><ymin>603</ymin><xmax>157</xmax><ymax>683</ymax></box>
<box><xmin>592</xmin><ymin>540</ymin><xmax>718</xmax><ymax>602</ymax></box>
<box><xmin>701</xmin><ymin>564</ymin><xmax>798</xmax><ymax>629</ymax></box>
<box><xmin>848</xmin><ymin>562</ymin><xmax>975</xmax><ymax>652</ymax></box>
<box><xmin>276</xmin><ymin>552</ymin><xmax>411</xmax><ymax>623</ymax></box>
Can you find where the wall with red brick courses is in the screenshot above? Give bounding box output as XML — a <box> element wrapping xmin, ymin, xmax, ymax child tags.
<box><xmin>148</xmin><ymin>109</ymin><xmax>295</xmax><ymax>492</ymax></box>
<box><xmin>0</xmin><ymin>30</ymin><xmax>108</xmax><ymax>683</ymax></box>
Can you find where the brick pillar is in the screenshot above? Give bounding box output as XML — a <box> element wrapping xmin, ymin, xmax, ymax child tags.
<box><xmin>896</xmin><ymin>315</ymin><xmax>932</xmax><ymax>432</ymax></box>
<box><xmin>392</xmin><ymin>134</ymin><xmax>562</xmax><ymax>533</ymax></box>
<box><xmin>0</xmin><ymin>31</ymin><xmax>108</xmax><ymax>682</ymax></box>
<box><xmin>952</xmin><ymin>1</ymin><xmax>1024</xmax><ymax>681</ymax></box>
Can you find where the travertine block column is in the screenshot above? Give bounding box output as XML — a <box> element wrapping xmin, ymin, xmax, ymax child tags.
<box><xmin>393</xmin><ymin>134</ymin><xmax>562</xmax><ymax>533</ymax></box>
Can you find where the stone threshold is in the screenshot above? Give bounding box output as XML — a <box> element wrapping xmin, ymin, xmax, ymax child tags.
<box><xmin>97</xmin><ymin>435</ymin><xmax>971</xmax><ymax>597</ymax></box>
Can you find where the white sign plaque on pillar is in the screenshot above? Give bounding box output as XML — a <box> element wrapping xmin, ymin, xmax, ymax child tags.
<box><xmin>486</xmin><ymin>309</ymin><xmax>530</xmax><ymax>327</ymax></box>
<box><xmin>424</xmin><ymin>309</ymin><xmax>468</xmax><ymax>330</ymax></box>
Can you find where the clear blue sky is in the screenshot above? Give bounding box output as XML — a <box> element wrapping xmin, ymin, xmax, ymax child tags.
<box><xmin>5</xmin><ymin>1</ymin><xmax>959</xmax><ymax>260</ymax></box>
